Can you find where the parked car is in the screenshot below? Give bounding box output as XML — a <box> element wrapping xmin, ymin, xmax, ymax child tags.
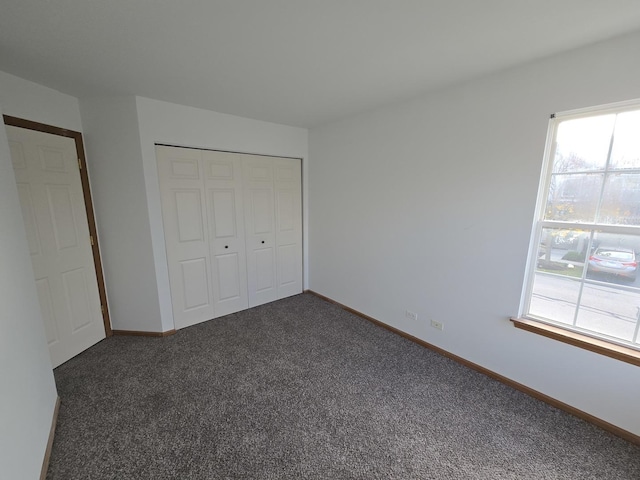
<box><xmin>587</xmin><ymin>247</ymin><xmax>638</xmax><ymax>281</ymax></box>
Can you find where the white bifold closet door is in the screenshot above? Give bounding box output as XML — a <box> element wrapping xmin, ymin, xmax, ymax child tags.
<box><xmin>156</xmin><ymin>147</ymin><xmax>217</xmax><ymax>328</ymax></box>
<box><xmin>273</xmin><ymin>158</ymin><xmax>303</xmax><ymax>299</ymax></box>
<box><xmin>203</xmin><ymin>150</ymin><xmax>249</xmax><ymax>317</ymax></box>
<box><xmin>156</xmin><ymin>146</ymin><xmax>302</xmax><ymax>330</ymax></box>
<box><xmin>242</xmin><ymin>155</ymin><xmax>303</xmax><ymax>307</ymax></box>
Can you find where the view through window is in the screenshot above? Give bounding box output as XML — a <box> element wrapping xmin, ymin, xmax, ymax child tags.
<box><xmin>523</xmin><ymin>101</ymin><xmax>640</xmax><ymax>349</ymax></box>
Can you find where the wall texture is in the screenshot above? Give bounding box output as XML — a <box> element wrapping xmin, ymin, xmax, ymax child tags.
<box><xmin>80</xmin><ymin>96</ymin><xmax>163</xmax><ymax>332</ymax></box>
<box><xmin>309</xmin><ymin>31</ymin><xmax>640</xmax><ymax>435</ymax></box>
<box><xmin>0</xmin><ymin>71</ymin><xmax>82</xmax><ymax>131</ymax></box>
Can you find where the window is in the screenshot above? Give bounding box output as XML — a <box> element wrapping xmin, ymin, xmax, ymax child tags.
<box><xmin>522</xmin><ymin>100</ymin><xmax>640</xmax><ymax>351</ymax></box>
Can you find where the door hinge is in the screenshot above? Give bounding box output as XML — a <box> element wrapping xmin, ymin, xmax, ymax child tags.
<box><xmin>90</xmin><ymin>235</ymin><xmax>95</xmax><ymax>246</ymax></box>
<box><xmin>101</xmin><ymin>304</ymin><xmax>105</xmax><ymax>315</ymax></box>
<box><xmin>78</xmin><ymin>158</ymin><xmax>82</xmax><ymax>170</ymax></box>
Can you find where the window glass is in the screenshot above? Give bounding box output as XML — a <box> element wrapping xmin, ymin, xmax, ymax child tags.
<box><xmin>552</xmin><ymin>115</ymin><xmax>615</xmax><ymax>173</ymax></box>
<box><xmin>545</xmin><ymin>173</ymin><xmax>603</xmax><ymax>222</ymax></box>
<box><xmin>576</xmin><ymin>285</ymin><xmax>639</xmax><ymax>342</ymax></box>
<box><xmin>598</xmin><ymin>173</ymin><xmax>640</xmax><ymax>225</ymax></box>
<box><xmin>529</xmin><ymin>274</ymin><xmax>580</xmax><ymax>326</ymax></box>
<box><xmin>587</xmin><ymin>232</ymin><xmax>639</xmax><ymax>284</ymax></box>
<box><xmin>610</xmin><ymin>110</ymin><xmax>640</xmax><ymax>170</ymax></box>
<box><xmin>536</xmin><ymin>227</ymin><xmax>589</xmax><ymax>278</ymax></box>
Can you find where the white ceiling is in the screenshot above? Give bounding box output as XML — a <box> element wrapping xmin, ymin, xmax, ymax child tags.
<box><xmin>1</xmin><ymin>1</ymin><xmax>640</xmax><ymax>128</ymax></box>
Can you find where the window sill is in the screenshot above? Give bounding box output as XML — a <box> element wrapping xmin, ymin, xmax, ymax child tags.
<box><xmin>510</xmin><ymin>317</ymin><xmax>640</xmax><ymax>367</ymax></box>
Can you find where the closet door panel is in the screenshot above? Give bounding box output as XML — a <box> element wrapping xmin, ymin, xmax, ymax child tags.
<box><xmin>156</xmin><ymin>146</ymin><xmax>214</xmax><ymax>329</ymax></box>
<box><xmin>277</xmin><ymin>243</ymin><xmax>297</xmax><ymax>288</ymax></box>
<box><xmin>255</xmin><ymin>247</ymin><xmax>276</xmax><ymax>291</ymax></box>
<box><xmin>174</xmin><ymin>190</ymin><xmax>205</xmax><ymax>243</ymax></box>
<box><xmin>180</xmin><ymin>258</ymin><xmax>210</xmax><ymax>310</ymax></box>
<box><xmin>203</xmin><ymin>151</ymin><xmax>249</xmax><ymax>317</ymax></box>
<box><xmin>274</xmin><ymin>158</ymin><xmax>303</xmax><ymax>298</ymax></box>
<box><xmin>214</xmin><ymin>253</ymin><xmax>242</xmax><ymax>300</ymax></box>
<box><xmin>243</xmin><ymin>156</ymin><xmax>277</xmax><ymax>307</ymax></box>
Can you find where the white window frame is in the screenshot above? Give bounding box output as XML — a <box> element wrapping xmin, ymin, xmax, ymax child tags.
<box><xmin>520</xmin><ymin>98</ymin><xmax>640</xmax><ymax>352</ymax></box>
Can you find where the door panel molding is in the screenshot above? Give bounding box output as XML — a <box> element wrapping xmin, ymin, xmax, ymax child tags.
<box><xmin>3</xmin><ymin>115</ymin><xmax>112</xmax><ymax>337</ymax></box>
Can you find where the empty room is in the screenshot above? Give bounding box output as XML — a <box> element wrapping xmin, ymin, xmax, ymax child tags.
<box><xmin>2</xmin><ymin>1</ymin><xmax>640</xmax><ymax>479</ymax></box>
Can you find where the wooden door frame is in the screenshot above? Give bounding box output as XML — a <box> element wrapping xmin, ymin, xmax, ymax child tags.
<box><xmin>3</xmin><ymin>115</ymin><xmax>112</xmax><ymax>337</ymax></box>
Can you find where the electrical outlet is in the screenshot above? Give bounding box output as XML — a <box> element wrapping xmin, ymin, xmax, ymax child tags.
<box><xmin>430</xmin><ymin>320</ymin><xmax>444</xmax><ymax>331</ymax></box>
<box><xmin>405</xmin><ymin>310</ymin><xmax>418</xmax><ymax>321</ymax></box>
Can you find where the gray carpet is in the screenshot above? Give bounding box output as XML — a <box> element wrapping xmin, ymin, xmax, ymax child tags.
<box><xmin>48</xmin><ymin>293</ymin><xmax>640</xmax><ymax>479</ymax></box>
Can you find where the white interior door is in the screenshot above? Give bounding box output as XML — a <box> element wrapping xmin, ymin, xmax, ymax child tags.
<box><xmin>274</xmin><ymin>158</ymin><xmax>303</xmax><ymax>299</ymax></box>
<box><xmin>156</xmin><ymin>146</ymin><xmax>215</xmax><ymax>329</ymax></box>
<box><xmin>243</xmin><ymin>155</ymin><xmax>278</xmax><ymax>307</ymax></box>
<box><xmin>7</xmin><ymin>126</ymin><xmax>105</xmax><ymax>368</ymax></box>
<box><xmin>202</xmin><ymin>150</ymin><xmax>249</xmax><ymax>316</ymax></box>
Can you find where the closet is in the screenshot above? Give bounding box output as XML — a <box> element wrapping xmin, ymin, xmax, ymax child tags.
<box><xmin>156</xmin><ymin>145</ymin><xmax>302</xmax><ymax>330</ymax></box>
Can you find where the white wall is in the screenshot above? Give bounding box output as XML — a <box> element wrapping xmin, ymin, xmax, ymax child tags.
<box><xmin>0</xmin><ymin>104</ymin><xmax>58</xmax><ymax>479</ymax></box>
<box><xmin>80</xmin><ymin>96</ymin><xmax>163</xmax><ymax>331</ymax></box>
<box><xmin>309</xmin><ymin>31</ymin><xmax>640</xmax><ymax>435</ymax></box>
<box><xmin>0</xmin><ymin>71</ymin><xmax>82</xmax><ymax>131</ymax></box>
<box><xmin>135</xmin><ymin>97</ymin><xmax>309</xmax><ymax>331</ymax></box>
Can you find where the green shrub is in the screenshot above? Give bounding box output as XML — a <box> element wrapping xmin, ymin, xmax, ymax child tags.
<box><xmin>562</xmin><ymin>250</ymin><xmax>584</xmax><ymax>262</ymax></box>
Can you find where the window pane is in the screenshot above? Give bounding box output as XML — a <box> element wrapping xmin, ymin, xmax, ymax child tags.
<box><xmin>576</xmin><ymin>284</ymin><xmax>640</xmax><ymax>342</ymax></box>
<box><xmin>545</xmin><ymin>173</ymin><xmax>603</xmax><ymax>222</ymax></box>
<box><xmin>529</xmin><ymin>273</ymin><xmax>580</xmax><ymax>325</ymax></box>
<box><xmin>536</xmin><ymin>227</ymin><xmax>589</xmax><ymax>279</ymax></box>
<box><xmin>610</xmin><ymin>110</ymin><xmax>640</xmax><ymax>170</ymax></box>
<box><xmin>587</xmin><ymin>232</ymin><xmax>640</xmax><ymax>285</ymax></box>
<box><xmin>552</xmin><ymin>115</ymin><xmax>615</xmax><ymax>173</ymax></box>
<box><xmin>598</xmin><ymin>173</ymin><xmax>640</xmax><ymax>225</ymax></box>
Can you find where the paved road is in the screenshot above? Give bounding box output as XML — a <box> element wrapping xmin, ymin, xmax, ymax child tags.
<box><xmin>530</xmin><ymin>272</ymin><xmax>640</xmax><ymax>344</ymax></box>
